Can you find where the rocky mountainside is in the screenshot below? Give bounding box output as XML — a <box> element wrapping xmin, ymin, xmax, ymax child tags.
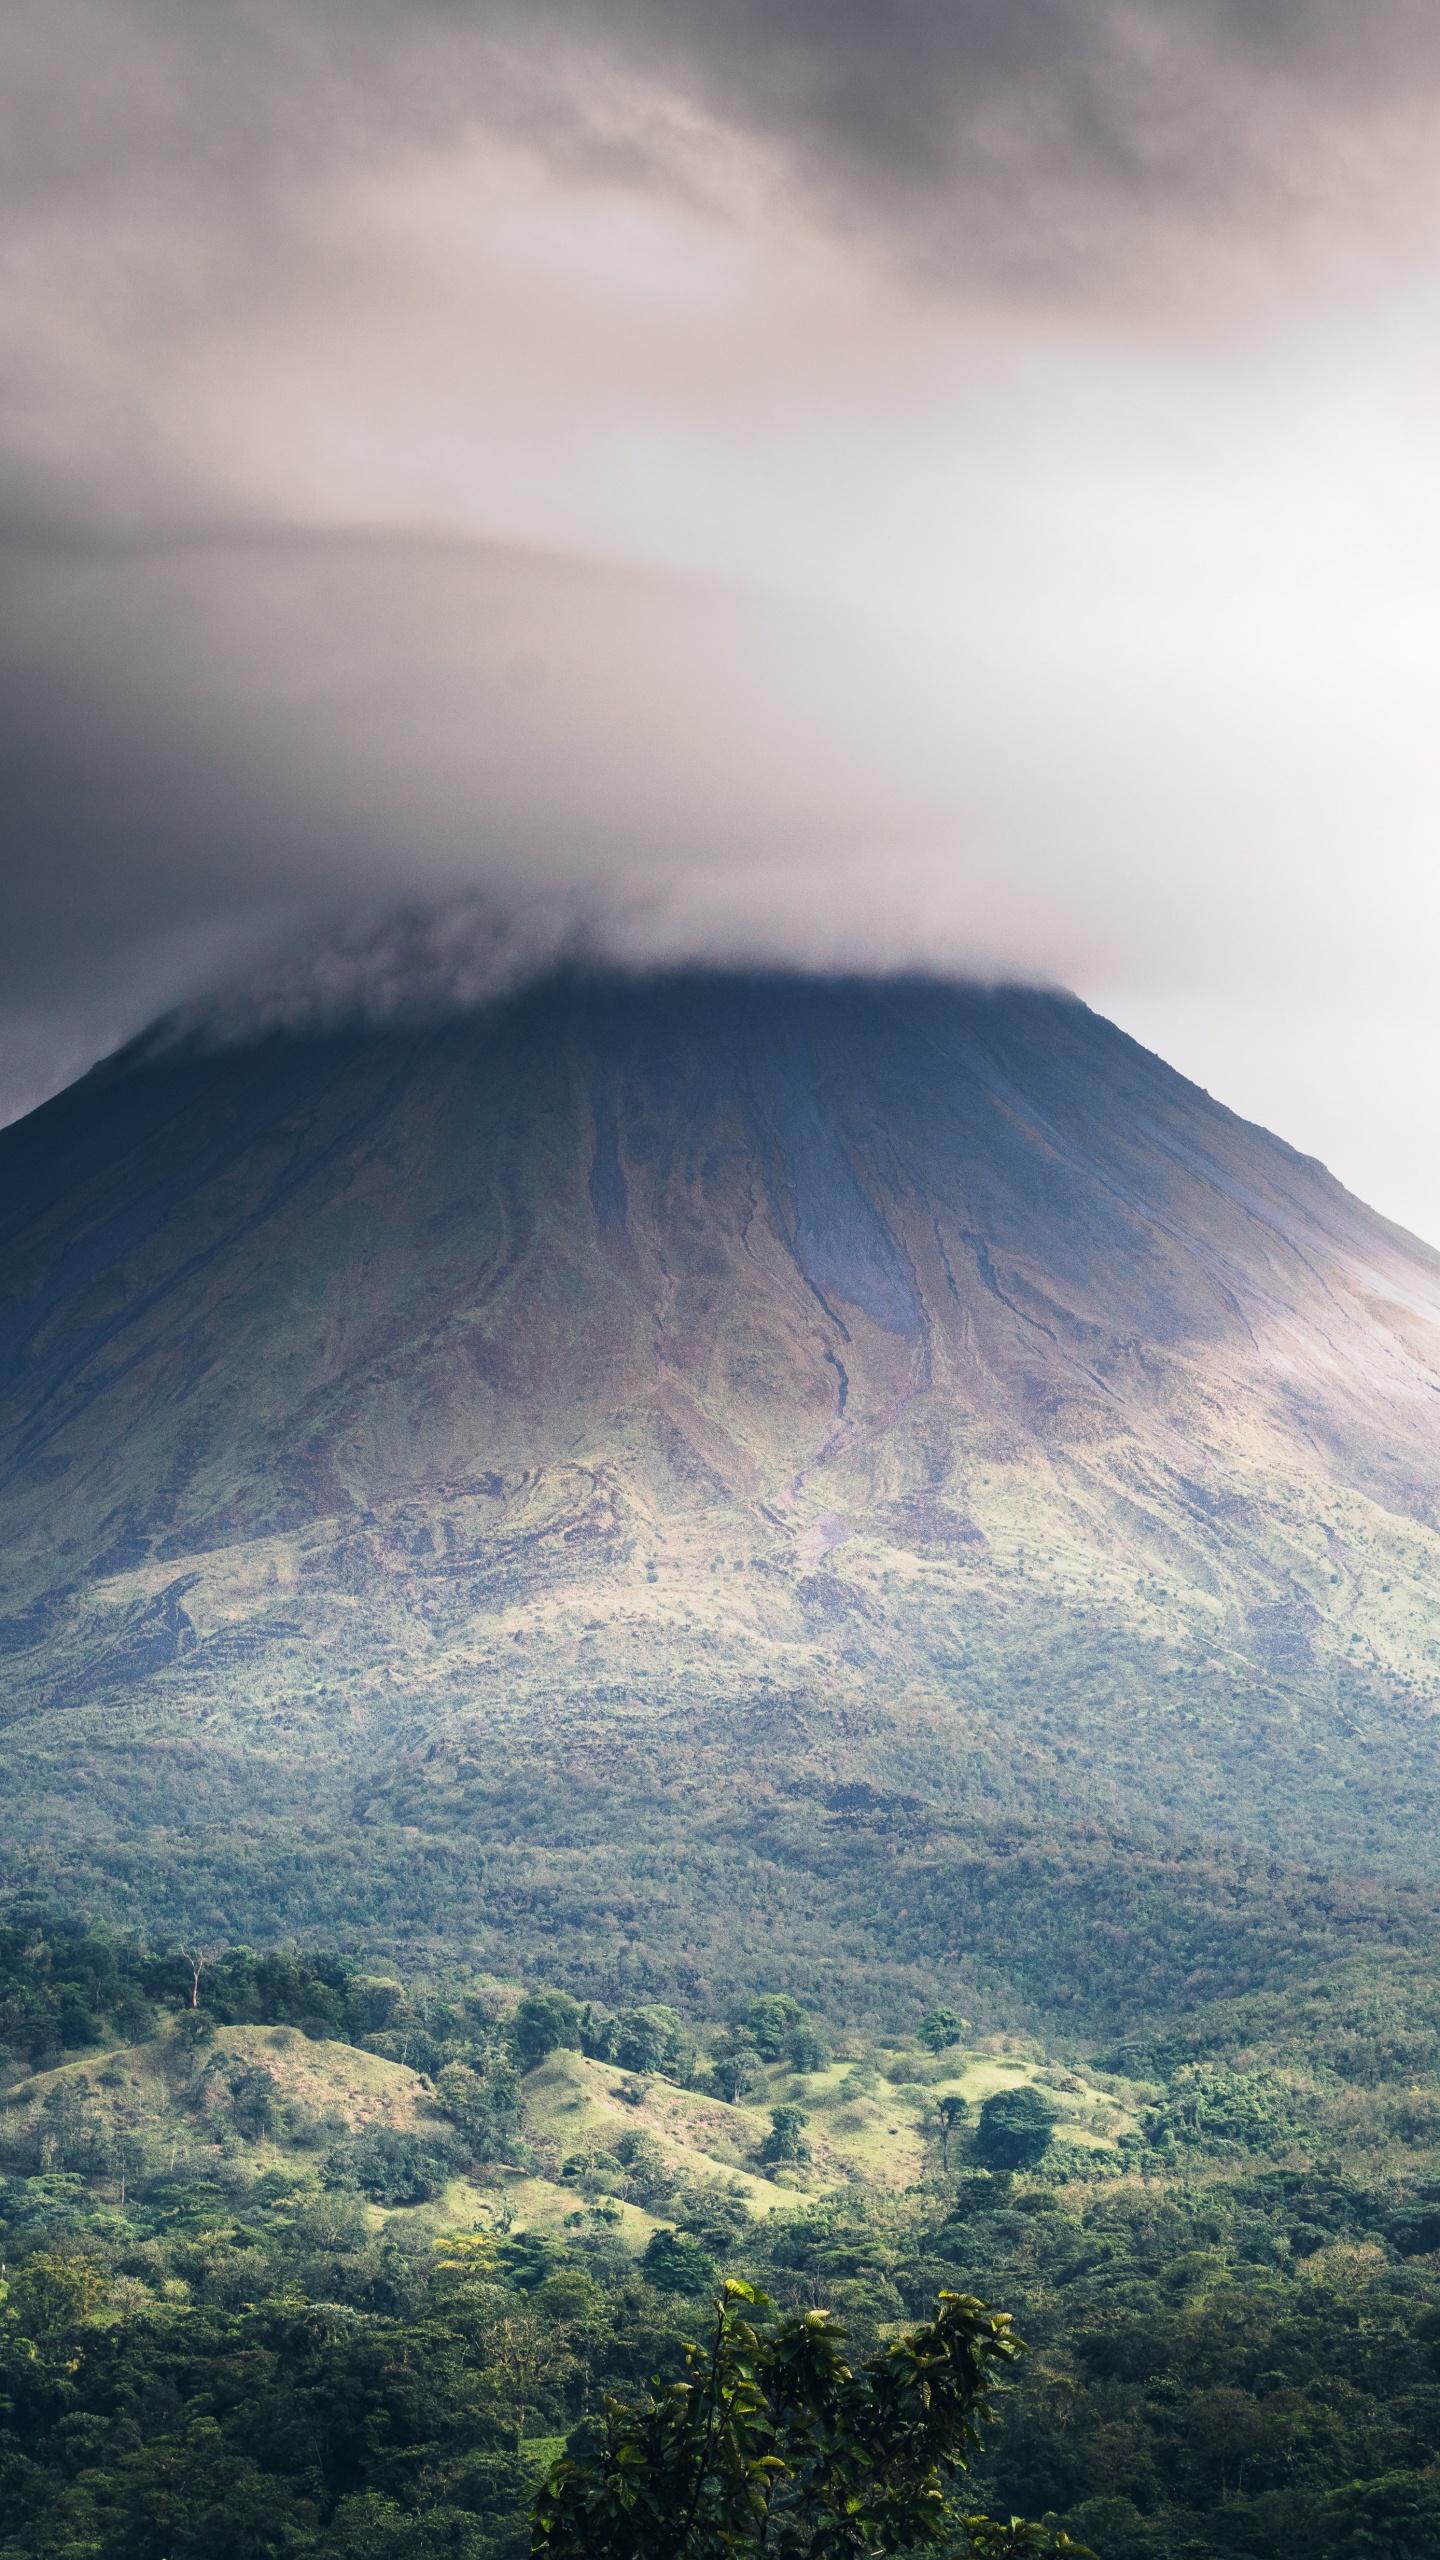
<box><xmin>3</xmin><ymin>972</ymin><xmax>1440</xmax><ymax>2006</ymax></box>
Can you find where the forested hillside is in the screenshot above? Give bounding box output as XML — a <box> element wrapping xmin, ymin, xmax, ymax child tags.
<box><xmin>2</xmin><ymin>1901</ymin><xmax>1440</xmax><ymax>2556</ymax></box>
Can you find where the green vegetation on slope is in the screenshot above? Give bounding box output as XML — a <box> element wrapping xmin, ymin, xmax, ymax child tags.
<box><xmin>4</xmin><ymin>1903</ymin><xmax>1440</xmax><ymax>2553</ymax></box>
<box><xmin>6</xmin><ymin>976</ymin><xmax>1440</xmax><ymax>1952</ymax></box>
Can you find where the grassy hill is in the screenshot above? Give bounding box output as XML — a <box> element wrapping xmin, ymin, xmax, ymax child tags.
<box><xmin>0</xmin><ymin>2004</ymin><xmax>1134</xmax><ymax>2243</ymax></box>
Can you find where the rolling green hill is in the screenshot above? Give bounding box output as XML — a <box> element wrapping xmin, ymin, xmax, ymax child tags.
<box><xmin>3</xmin><ymin>972</ymin><xmax>1440</xmax><ymax>2029</ymax></box>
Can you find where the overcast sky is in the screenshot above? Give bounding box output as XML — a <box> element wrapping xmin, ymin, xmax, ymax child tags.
<box><xmin>8</xmin><ymin>3</ymin><xmax>1440</xmax><ymax>1236</ymax></box>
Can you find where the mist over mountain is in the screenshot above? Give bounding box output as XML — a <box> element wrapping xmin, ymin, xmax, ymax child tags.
<box><xmin>4</xmin><ymin>970</ymin><xmax>1440</xmax><ymax>2023</ymax></box>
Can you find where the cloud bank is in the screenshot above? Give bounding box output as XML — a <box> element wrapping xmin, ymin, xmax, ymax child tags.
<box><xmin>7</xmin><ymin>4</ymin><xmax>1440</xmax><ymax>1232</ymax></box>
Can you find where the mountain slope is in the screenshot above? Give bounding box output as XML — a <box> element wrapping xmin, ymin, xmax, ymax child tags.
<box><xmin>3</xmin><ymin>972</ymin><xmax>1440</xmax><ymax>2010</ymax></box>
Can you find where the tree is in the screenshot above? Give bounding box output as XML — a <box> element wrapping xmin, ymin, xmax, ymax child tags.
<box><xmin>222</xmin><ymin>2060</ymin><xmax>281</xmax><ymax>2142</ymax></box>
<box><xmin>6</xmin><ymin>2251</ymin><xmax>107</xmax><ymax>2345</ymax></box>
<box><xmin>937</xmin><ymin>2093</ymin><xmax>970</xmax><ymax>2168</ymax></box>
<box><xmin>974</xmin><ymin>2088</ymin><xmax>1058</xmax><ymax>2174</ymax></box>
<box><xmin>614</xmin><ymin>2127</ymin><xmax>678</xmax><ymax>2207</ymax></box>
<box><xmin>532</xmin><ymin>2280</ymin><xmax>1076</xmax><ymax>2560</ymax></box>
<box><xmin>511</xmin><ymin>1990</ymin><xmax>582</xmax><ymax>2070</ymax></box>
<box><xmin>612</xmin><ymin>2005</ymin><xmax>692</xmax><ymax>2078</ymax></box>
<box><xmin>711</xmin><ymin>2046</ymin><xmax>765</xmax><ymax>2104</ymax></box>
<box><xmin>788</xmin><ymin>2023</ymin><xmax>831</xmax><ymax>2074</ymax></box>
<box><xmin>918</xmin><ymin>2006</ymin><xmax>967</xmax><ymax>2053</ymax></box>
<box><xmin>345</xmin><ymin>2126</ymin><xmax>451</xmax><ymax>2204</ymax></box>
<box><xmin>759</xmin><ymin>2104</ymin><xmax>810</xmax><ymax>2165</ymax></box>
<box><xmin>642</xmin><ymin>2229</ymin><xmax>719</xmax><ymax>2298</ymax></box>
<box><xmin>583</xmin><ymin>2003</ymin><xmax>695</xmax><ymax>2079</ymax></box>
<box><xmin>435</xmin><ymin>2056</ymin><xmax>526</xmax><ymax>2162</ymax></box>
<box><xmin>736</xmin><ymin>1994</ymin><xmax>807</xmax><ymax>2061</ymax></box>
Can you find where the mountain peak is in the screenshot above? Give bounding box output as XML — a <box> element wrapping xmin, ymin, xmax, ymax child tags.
<box><xmin>2</xmin><ymin>970</ymin><xmax>1439</xmax><ymax>1970</ymax></box>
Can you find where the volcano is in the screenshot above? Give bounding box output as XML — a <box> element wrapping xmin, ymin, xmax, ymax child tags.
<box><xmin>3</xmin><ymin>973</ymin><xmax>1440</xmax><ymax>2017</ymax></box>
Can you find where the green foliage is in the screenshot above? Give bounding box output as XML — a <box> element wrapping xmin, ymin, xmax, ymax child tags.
<box><xmin>219</xmin><ymin>2058</ymin><xmax>284</xmax><ymax>2143</ymax></box>
<box><xmin>0</xmin><ymin>1900</ymin><xmax>506</xmax><ymax>2083</ymax></box>
<box><xmin>937</xmin><ymin>2094</ymin><xmax>969</xmax><ymax>2167</ymax></box>
<box><xmin>581</xmin><ymin>2006</ymin><xmax>695</xmax><ymax>2082</ymax></box>
<box><xmin>17</xmin><ymin>1716</ymin><xmax>1440</xmax><ymax>2073</ymax></box>
<box><xmin>733</xmin><ymin>1997</ymin><xmax>807</xmax><ymax>2064</ymax></box>
<box><xmin>6</xmin><ymin>2248</ymin><xmax>107</xmax><ymax>2341</ymax></box>
<box><xmin>0</xmin><ymin>2232</ymin><xmax>673</xmax><ymax>2558</ymax></box>
<box><xmin>956</xmin><ymin>2525</ymin><xmax>1092</xmax><ymax>2559</ymax></box>
<box><xmin>787</xmin><ymin>2026</ymin><xmax>830</xmax><ymax>2075</ymax></box>
<box><xmin>973</xmin><ymin>2089</ymin><xmax>1057</xmax><ymax>2174</ymax></box>
<box><xmin>10</xmin><ymin>1904</ymin><xmax>1440</xmax><ymax>2556</ymax></box>
<box><xmin>758</xmin><ymin>2106</ymin><xmax>810</xmax><ymax>2166</ymax></box>
<box><xmin>510</xmin><ymin>1994</ymin><xmax>582</xmax><ymax>2071</ymax></box>
<box><xmin>531</xmin><ymin>2281</ymin><xmax>1023</xmax><ymax>2560</ymax></box>
<box><xmin>918</xmin><ymin>2007</ymin><xmax>966</xmax><ymax>2054</ymax></box>
<box><xmin>640</xmin><ymin>2230</ymin><xmax>718</xmax><ymax>2299</ymax></box>
<box><xmin>1133</xmin><ymin>2064</ymin><xmax>1309</xmax><ymax>2160</ymax></box>
<box><xmin>341</xmin><ymin>2128</ymin><xmax>458</xmax><ymax>2205</ymax></box>
<box><xmin>433</xmin><ymin>2058</ymin><xmax>527</xmax><ymax>2165</ymax></box>
<box><xmin>604</xmin><ymin>2131</ymin><xmax>675</xmax><ymax>2210</ymax></box>
<box><xmin>0</xmin><ymin>1902</ymin><xmax>153</xmax><ymax>2066</ymax></box>
<box><xmin>709</xmin><ymin>2048</ymin><xmax>765</xmax><ymax>2104</ymax></box>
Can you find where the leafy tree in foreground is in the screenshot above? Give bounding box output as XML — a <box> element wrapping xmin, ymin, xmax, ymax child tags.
<box><xmin>532</xmin><ymin>2279</ymin><xmax>1086</xmax><ymax>2560</ymax></box>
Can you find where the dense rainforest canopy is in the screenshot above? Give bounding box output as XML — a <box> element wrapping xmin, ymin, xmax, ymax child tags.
<box><xmin>2</xmin><ymin>1901</ymin><xmax>1440</xmax><ymax>2556</ymax></box>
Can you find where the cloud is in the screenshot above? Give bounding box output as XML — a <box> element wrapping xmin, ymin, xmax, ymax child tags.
<box><xmin>9</xmin><ymin>5</ymin><xmax>1440</xmax><ymax>347</ymax></box>
<box><xmin>5</xmin><ymin>6</ymin><xmax>1440</xmax><ymax>558</ymax></box>
<box><xmin>0</xmin><ymin>525</ymin><xmax>932</xmax><ymax>903</ymax></box>
<box><xmin>0</xmin><ymin>519</ymin><xmax>1126</xmax><ymax>1085</ymax></box>
<box><xmin>526</xmin><ymin>0</ymin><xmax>1440</xmax><ymax>309</ymax></box>
<box><xmin>7</xmin><ymin>0</ymin><xmax>1440</xmax><ymax>1227</ymax></box>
